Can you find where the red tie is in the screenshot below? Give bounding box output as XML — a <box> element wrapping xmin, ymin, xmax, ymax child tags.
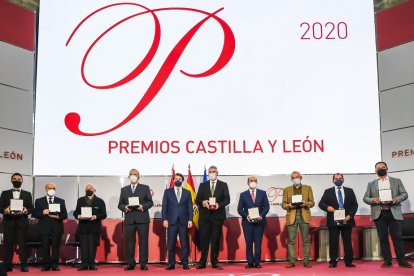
<box><xmin>251</xmin><ymin>190</ymin><xmax>255</xmax><ymax>203</ymax></box>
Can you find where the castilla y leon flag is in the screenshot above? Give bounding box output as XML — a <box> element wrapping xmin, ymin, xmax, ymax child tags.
<box><xmin>169</xmin><ymin>164</ymin><xmax>175</xmax><ymax>188</ymax></box>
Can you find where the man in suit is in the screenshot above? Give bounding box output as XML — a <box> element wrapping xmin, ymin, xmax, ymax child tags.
<box><xmin>162</xmin><ymin>173</ymin><xmax>193</xmax><ymax>270</ymax></box>
<box><xmin>363</xmin><ymin>161</ymin><xmax>412</xmax><ymax>268</ymax></box>
<box><xmin>0</xmin><ymin>172</ymin><xmax>33</xmax><ymax>272</ymax></box>
<box><xmin>33</xmin><ymin>182</ymin><xmax>68</xmax><ymax>271</ymax></box>
<box><xmin>282</xmin><ymin>171</ymin><xmax>314</xmax><ymax>268</ymax></box>
<box><xmin>237</xmin><ymin>176</ymin><xmax>270</xmax><ymax>269</ymax></box>
<box><xmin>73</xmin><ymin>184</ymin><xmax>107</xmax><ymax>271</ymax></box>
<box><xmin>318</xmin><ymin>173</ymin><xmax>358</xmax><ymax>268</ymax></box>
<box><xmin>118</xmin><ymin>168</ymin><xmax>153</xmax><ymax>271</ymax></box>
<box><xmin>195</xmin><ymin>165</ymin><xmax>230</xmax><ymax>269</ymax></box>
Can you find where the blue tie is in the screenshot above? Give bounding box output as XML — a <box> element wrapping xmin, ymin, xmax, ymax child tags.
<box><xmin>338</xmin><ymin>187</ymin><xmax>344</xmax><ymax>209</ymax></box>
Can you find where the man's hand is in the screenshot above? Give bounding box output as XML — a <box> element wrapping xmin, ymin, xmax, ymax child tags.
<box><xmin>43</xmin><ymin>209</ymin><xmax>50</xmax><ymax>215</ymax></box>
<box><xmin>163</xmin><ymin>220</ymin><xmax>168</xmax><ymax>228</ymax></box>
<box><xmin>4</xmin><ymin>207</ymin><xmax>10</xmax><ymax>214</ymax></box>
<box><xmin>372</xmin><ymin>197</ymin><xmax>381</xmax><ymax>204</ymax></box>
<box><xmin>77</xmin><ymin>214</ymin><xmax>82</xmax><ymax>219</ymax></box>
<box><xmin>137</xmin><ymin>205</ymin><xmax>144</xmax><ymax>212</ymax></box>
<box><xmin>49</xmin><ymin>214</ymin><xmax>59</xmax><ymax>219</ymax></box>
<box><xmin>247</xmin><ymin>215</ymin><xmax>251</xmax><ymax>222</ymax></box>
<box><xmin>392</xmin><ymin>198</ymin><xmax>397</xmax><ymax>205</ymax></box>
<box><xmin>202</xmin><ymin>200</ymin><xmax>209</xmax><ymax>208</ymax></box>
<box><xmin>327</xmin><ymin>206</ymin><xmax>335</xmax><ymax>213</ymax></box>
<box><xmin>125</xmin><ymin>206</ymin><xmax>132</xmax><ymax>212</ymax></box>
<box><xmin>257</xmin><ymin>216</ymin><xmax>263</xmax><ymax>221</ymax></box>
<box><xmin>345</xmin><ymin>215</ymin><xmax>351</xmax><ymax>222</ymax></box>
<box><xmin>188</xmin><ymin>221</ymin><xmax>193</xmax><ymax>228</ymax></box>
<box><xmin>22</xmin><ymin>207</ymin><xmax>28</xmax><ymax>214</ymax></box>
<box><xmin>90</xmin><ymin>215</ymin><xmax>97</xmax><ymax>221</ymax></box>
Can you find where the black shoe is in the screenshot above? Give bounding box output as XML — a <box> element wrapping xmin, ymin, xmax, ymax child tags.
<box><xmin>41</xmin><ymin>267</ymin><xmax>51</xmax><ymax>271</ymax></box>
<box><xmin>345</xmin><ymin>263</ymin><xmax>356</xmax><ymax>267</ymax></box>
<box><xmin>166</xmin><ymin>265</ymin><xmax>175</xmax><ymax>270</ymax></box>
<box><xmin>399</xmin><ymin>262</ymin><xmax>413</xmax><ymax>268</ymax></box>
<box><xmin>196</xmin><ymin>264</ymin><xmax>206</xmax><ymax>269</ymax></box>
<box><xmin>140</xmin><ymin>265</ymin><xmax>148</xmax><ymax>270</ymax></box>
<box><xmin>212</xmin><ymin>263</ymin><xmax>221</xmax><ymax>269</ymax></box>
<box><xmin>381</xmin><ymin>262</ymin><xmax>392</xmax><ymax>268</ymax></box>
<box><xmin>52</xmin><ymin>267</ymin><xmax>60</xmax><ymax>271</ymax></box>
<box><xmin>6</xmin><ymin>267</ymin><xmax>12</xmax><ymax>272</ymax></box>
<box><xmin>78</xmin><ymin>266</ymin><xmax>88</xmax><ymax>271</ymax></box>
<box><xmin>20</xmin><ymin>266</ymin><xmax>29</xmax><ymax>272</ymax></box>
<box><xmin>124</xmin><ymin>265</ymin><xmax>135</xmax><ymax>270</ymax></box>
<box><xmin>245</xmin><ymin>263</ymin><xmax>254</xmax><ymax>268</ymax></box>
<box><xmin>89</xmin><ymin>266</ymin><xmax>98</xmax><ymax>270</ymax></box>
<box><xmin>329</xmin><ymin>262</ymin><xmax>337</xmax><ymax>268</ymax></box>
<box><xmin>183</xmin><ymin>265</ymin><xmax>190</xmax><ymax>270</ymax></box>
<box><xmin>254</xmin><ymin>264</ymin><xmax>262</xmax><ymax>268</ymax></box>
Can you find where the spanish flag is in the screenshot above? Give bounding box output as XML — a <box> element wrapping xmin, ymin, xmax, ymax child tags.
<box><xmin>185</xmin><ymin>165</ymin><xmax>198</xmax><ymax>229</ymax></box>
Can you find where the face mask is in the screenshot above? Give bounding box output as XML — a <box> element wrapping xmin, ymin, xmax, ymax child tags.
<box><xmin>85</xmin><ymin>190</ymin><xmax>94</xmax><ymax>197</ymax></box>
<box><xmin>208</xmin><ymin>173</ymin><xmax>217</xmax><ymax>181</ymax></box>
<box><xmin>292</xmin><ymin>178</ymin><xmax>301</xmax><ymax>185</ymax></box>
<box><xmin>334</xmin><ymin>179</ymin><xmax>344</xmax><ymax>186</ymax></box>
<box><xmin>249</xmin><ymin>182</ymin><xmax>257</xmax><ymax>189</ymax></box>
<box><xmin>174</xmin><ymin>180</ymin><xmax>182</xmax><ymax>187</ymax></box>
<box><xmin>129</xmin><ymin>175</ymin><xmax>138</xmax><ymax>183</ymax></box>
<box><xmin>47</xmin><ymin>189</ymin><xmax>56</xmax><ymax>196</ymax></box>
<box><xmin>377</xmin><ymin>168</ymin><xmax>387</xmax><ymax>177</ymax></box>
<box><xmin>12</xmin><ymin>181</ymin><xmax>22</xmax><ymax>188</ymax></box>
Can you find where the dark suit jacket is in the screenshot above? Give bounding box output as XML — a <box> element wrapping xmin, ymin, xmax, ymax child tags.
<box><xmin>237</xmin><ymin>188</ymin><xmax>270</xmax><ymax>226</ymax></box>
<box><xmin>319</xmin><ymin>186</ymin><xmax>358</xmax><ymax>227</ymax></box>
<box><xmin>33</xmin><ymin>196</ymin><xmax>68</xmax><ymax>235</ymax></box>
<box><xmin>161</xmin><ymin>187</ymin><xmax>193</xmax><ymax>225</ymax></box>
<box><xmin>0</xmin><ymin>189</ymin><xmax>33</xmax><ymax>227</ymax></box>
<box><xmin>196</xmin><ymin>180</ymin><xmax>230</xmax><ymax>222</ymax></box>
<box><xmin>118</xmin><ymin>183</ymin><xmax>153</xmax><ymax>224</ymax></box>
<box><xmin>73</xmin><ymin>195</ymin><xmax>107</xmax><ymax>234</ymax></box>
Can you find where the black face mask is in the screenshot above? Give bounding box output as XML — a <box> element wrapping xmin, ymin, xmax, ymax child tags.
<box><xmin>12</xmin><ymin>181</ymin><xmax>22</xmax><ymax>188</ymax></box>
<box><xmin>377</xmin><ymin>168</ymin><xmax>387</xmax><ymax>177</ymax></box>
<box><xmin>85</xmin><ymin>190</ymin><xmax>93</xmax><ymax>197</ymax></box>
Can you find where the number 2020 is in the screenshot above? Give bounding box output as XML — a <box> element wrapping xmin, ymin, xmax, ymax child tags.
<box><xmin>300</xmin><ymin>22</ymin><xmax>348</xmax><ymax>40</ymax></box>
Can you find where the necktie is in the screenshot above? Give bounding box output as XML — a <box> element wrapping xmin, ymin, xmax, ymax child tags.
<box><xmin>176</xmin><ymin>188</ymin><xmax>181</xmax><ymax>202</ymax></box>
<box><xmin>211</xmin><ymin>181</ymin><xmax>215</xmax><ymax>196</ymax></box>
<box><xmin>251</xmin><ymin>190</ymin><xmax>255</xmax><ymax>203</ymax></box>
<box><xmin>338</xmin><ymin>187</ymin><xmax>344</xmax><ymax>209</ymax></box>
<box><xmin>49</xmin><ymin>197</ymin><xmax>53</xmax><ymax>204</ymax></box>
<box><xmin>132</xmin><ymin>185</ymin><xmax>136</xmax><ymax>194</ymax></box>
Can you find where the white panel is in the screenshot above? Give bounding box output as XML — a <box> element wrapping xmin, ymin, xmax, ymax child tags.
<box><xmin>0</xmin><ymin>172</ymin><xmax>34</xmax><ymax>202</ymax></box>
<box><xmin>390</xmin><ymin>170</ymin><xmax>414</xmax><ymax>214</ymax></box>
<box><xmin>382</xmin><ymin>127</ymin><xmax>414</xmax><ymax>172</ymax></box>
<box><xmin>378</xmin><ymin>41</ymin><xmax>414</xmax><ymax>91</ymax></box>
<box><xmin>0</xmin><ymin>41</ymin><xmax>34</xmax><ymax>91</ymax></box>
<box><xmin>380</xmin><ymin>84</ymin><xmax>414</xmax><ymax>131</ymax></box>
<box><xmin>34</xmin><ymin>177</ymin><xmax>79</xmax><ymax>219</ymax></box>
<box><xmin>0</xmin><ymin>129</ymin><xmax>33</xmax><ymax>175</ymax></box>
<box><xmin>0</xmin><ymin>84</ymin><xmax>33</xmax><ymax>133</ymax></box>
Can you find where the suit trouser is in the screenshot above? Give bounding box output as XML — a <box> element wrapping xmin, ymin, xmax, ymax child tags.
<box><xmin>287</xmin><ymin>211</ymin><xmax>310</xmax><ymax>262</ymax></box>
<box><xmin>242</xmin><ymin>221</ymin><xmax>265</xmax><ymax>265</ymax></box>
<box><xmin>198</xmin><ymin>219</ymin><xmax>223</xmax><ymax>265</ymax></box>
<box><xmin>3</xmin><ymin>223</ymin><xmax>28</xmax><ymax>267</ymax></box>
<box><xmin>374</xmin><ymin>210</ymin><xmax>405</xmax><ymax>264</ymax></box>
<box><xmin>41</xmin><ymin>233</ymin><xmax>62</xmax><ymax>268</ymax></box>
<box><xmin>79</xmin><ymin>233</ymin><xmax>99</xmax><ymax>267</ymax></box>
<box><xmin>167</xmin><ymin>222</ymin><xmax>190</xmax><ymax>266</ymax></box>
<box><xmin>328</xmin><ymin>225</ymin><xmax>353</xmax><ymax>265</ymax></box>
<box><xmin>125</xmin><ymin>223</ymin><xmax>149</xmax><ymax>266</ymax></box>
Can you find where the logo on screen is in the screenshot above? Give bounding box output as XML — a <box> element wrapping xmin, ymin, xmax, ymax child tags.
<box><xmin>64</xmin><ymin>2</ymin><xmax>235</xmax><ymax>136</ymax></box>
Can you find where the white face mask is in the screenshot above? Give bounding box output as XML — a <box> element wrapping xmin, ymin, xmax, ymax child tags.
<box><xmin>129</xmin><ymin>175</ymin><xmax>138</xmax><ymax>184</ymax></box>
<box><xmin>47</xmin><ymin>189</ymin><xmax>56</xmax><ymax>197</ymax></box>
<box><xmin>249</xmin><ymin>182</ymin><xmax>257</xmax><ymax>189</ymax></box>
<box><xmin>292</xmin><ymin>178</ymin><xmax>301</xmax><ymax>185</ymax></box>
<box><xmin>208</xmin><ymin>173</ymin><xmax>217</xmax><ymax>181</ymax></box>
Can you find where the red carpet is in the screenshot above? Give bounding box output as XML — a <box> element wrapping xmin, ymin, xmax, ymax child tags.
<box><xmin>7</xmin><ymin>260</ymin><xmax>413</xmax><ymax>276</ymax></box>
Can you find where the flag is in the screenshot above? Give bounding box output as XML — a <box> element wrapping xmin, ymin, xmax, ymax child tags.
<box><xmin>202</xmin><ymin>165</ymin><xmax>208</xmax><ymax>183</ymax></box>
<box><xmin>169</xmin><ymin>164</ymin><xmax>175</xmax><ymax>188</ymax></box>
<box><xmin>185</xmin><ymin>165</ymin><xmax>198</xmax><ymax>229</ymax></box>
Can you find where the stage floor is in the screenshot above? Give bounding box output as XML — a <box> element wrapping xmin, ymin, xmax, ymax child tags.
<box><xmin>7</xmin><ymin>260</ymin><xmax>414</xmax><ymax>276</ymax></box>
